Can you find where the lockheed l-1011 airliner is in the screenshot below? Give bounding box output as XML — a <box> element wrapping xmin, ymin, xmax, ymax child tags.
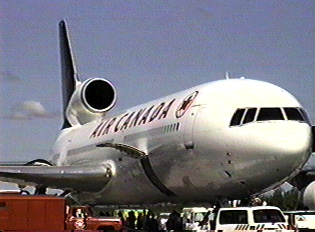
<box><xmin>0</xmin><ymin>21</ymin><xmax>313</xmax><ymax>206</ymax></box>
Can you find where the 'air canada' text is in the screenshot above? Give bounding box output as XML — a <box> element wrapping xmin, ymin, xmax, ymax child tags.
<box><xmin>90</xmin><ymin>99</ymin><xmax>176</xmax><ymax>138</ymax></box>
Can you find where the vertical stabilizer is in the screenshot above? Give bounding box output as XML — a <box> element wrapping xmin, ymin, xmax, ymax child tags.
<box><xmin>59</xmin><ymin>20</ymin><xmax>80</xmax><ymax>129</ymax></box>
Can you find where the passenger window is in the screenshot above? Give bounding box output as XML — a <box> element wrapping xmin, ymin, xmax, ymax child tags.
<box><xmin>284</xmin><ymin>108</ymin><xmax>304</xmax><ymax>121</ymax></box>
<box><xmin>257</xmin><ymin>108</ymin><xmax>284</xmax><ymax>121</ymax></box>
<box><xmin>243</xmin><ymin>108</ymin><xmax>256</xmax><ymax>124</ymax></box>
<box><xmin>253</xmin><ymin>209</ymin><xmax>285</xmax><ymax>223</ymax></box>
<box><xmin>230</xmin><ymin>109</ymin><xmax>245</xmax><ymax>126</ymax></box>
<box><xmin>300</xmin><ymin>109</ymin><xmax>311</xmax><ymax>124</ymax></box>
<box><xmin>219</xmin><ymin>210</ymin><xmax>248</xmax><ymax>224</ymax></box>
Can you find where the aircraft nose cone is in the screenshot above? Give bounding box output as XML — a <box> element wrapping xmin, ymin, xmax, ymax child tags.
<box><xmin>254</xmin><ymin>123</ymin><xmax>312</xmax><ymax>185</ymax></box>
<box><xmin>227</xmin><ymin>122</ymin><xmax>312</xmax><ymax>193</ymax></box>
<box><xmin>264</xmin><ymin>123</ymin><xmax>311</xmax><ymax>164</ymax></box>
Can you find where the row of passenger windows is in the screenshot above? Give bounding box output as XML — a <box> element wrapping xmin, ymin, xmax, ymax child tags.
<box><xmin>164</xmin><ymin>123</ymin><xmax>180</xmax><ymax>133</ymax></box>
<box><xmin>230</xmin><ymin>107</ymin><xmax>310</xmax><ymax>126</ymax></box>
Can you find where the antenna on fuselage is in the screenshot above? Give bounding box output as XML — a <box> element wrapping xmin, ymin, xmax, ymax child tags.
<box><xmin>225</xmin><ymin>71</ymin><xmax>230</xmax><ymax>80</ymax></box>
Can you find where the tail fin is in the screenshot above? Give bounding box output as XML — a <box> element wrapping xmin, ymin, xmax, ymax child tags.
<box><xmin>59</xmin><ymin>20</ymin><xmax>80</xmax><ymax>129</ymax></box>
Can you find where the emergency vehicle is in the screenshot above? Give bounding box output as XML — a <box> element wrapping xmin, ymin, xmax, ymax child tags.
<box><xmin>0</xmin><ymin>194</ymin><xmax>123</xmax><ymax>231</ymax></box>
<box><xmin>184</xmin><ymin>206</ymin><xmax>293</xmax><ymax>231</ymax></box>
<box><xmin>214</xmin><ymin>206</ymin><xmax>290</xmax><ymax>231</ymax></box>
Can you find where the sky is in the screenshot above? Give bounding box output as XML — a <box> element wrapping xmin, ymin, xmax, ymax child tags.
<box><xmin>0</xmin><ymin>0</ymin><xmax>314</xmax><ymax>167</ymax></box>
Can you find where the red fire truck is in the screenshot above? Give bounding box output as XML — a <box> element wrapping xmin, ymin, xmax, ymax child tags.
<box><xmin>0</xmin><ymin>194</ymin><xmax>123</xmax><ymax>230</ymax></box>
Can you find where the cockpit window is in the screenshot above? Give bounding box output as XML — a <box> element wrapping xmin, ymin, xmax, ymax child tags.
<box><xmin>230</xmin><ymin>109</ymin><xmax>245</xmax><ymax>126</ymax></box>
<box><xmin>230</xmin><ymin>107</ymin><xmax>309</xmax><ymax>127</ymax></box>
<box><xmin>284</xmin><ymin>108</ymin><xmax>304</xmax><ymax>121</ymax></box>
<box><xmin>300</xmin><ymin>109</ymin><xmax>311</xmax><ymax>125</ymax></box>
<box><xmin>257</xmin><ymin>108</ymin><xmax>284</xmax><ymax>121</ymax></box>
<box><xmin>243</xmin><ymin>108</ymin><xmax>257</xmax><ymax>124</ymax></box>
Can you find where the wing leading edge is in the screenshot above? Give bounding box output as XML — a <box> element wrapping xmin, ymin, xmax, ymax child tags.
<box><xmin>0</xmin><ymin>164</ymin><xmax>112</xmax><ymax>192</ymax></box>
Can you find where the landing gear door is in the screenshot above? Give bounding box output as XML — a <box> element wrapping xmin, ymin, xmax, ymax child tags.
<box><xmin>175</xmin><ymin>91</ymin><xmax>200</xmax><ymax>150</ymax></box>
<box><xmin>184</xmin><ymin>105</ymin><xmax>201</xmax><ymax>150</ymax></box>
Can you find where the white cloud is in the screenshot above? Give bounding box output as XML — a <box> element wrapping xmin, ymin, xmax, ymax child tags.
<box><xmin>17</xmin><ymin>101</ymin><xmax>50</xmax><ymax>117</ymax></box>
<box><xmin>8</xmin><ymin>112</ymin><xmax>32</xmax><ymax>120</ymax></box>
<box><xmin>5</xmin><ymin>100</ymin><xmax>58</xmax><ymax>120</ymax></box>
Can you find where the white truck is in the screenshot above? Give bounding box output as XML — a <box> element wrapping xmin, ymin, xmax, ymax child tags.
<box><xmin>184</xmin><ymin>206</ymin><xmax>292</xmax><ymax>231</ymax></box>
<box><xmin>284</xmin><ymin>211</ymin><xmax>315</xmax><ymax>231</ymax></box>
<box><xmin>182</xmin><ymin>207</ymin><xmax>213</xmax><ymax>230</ymax></box>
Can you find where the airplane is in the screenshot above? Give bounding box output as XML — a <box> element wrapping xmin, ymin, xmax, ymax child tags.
<box><xmin>0</xmin><ymin>20</ymin><xmax>313</xmax><ymax>206</ymax></box>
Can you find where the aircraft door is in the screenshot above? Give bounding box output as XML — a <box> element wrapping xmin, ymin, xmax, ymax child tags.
<box><xmin>184</xmin><ymin>105</ymin><xmax>201</xmax><ymax>149</ymax></box>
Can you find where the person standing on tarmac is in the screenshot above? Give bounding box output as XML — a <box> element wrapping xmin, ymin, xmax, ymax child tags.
<box><xmin>145</xmin><ymin>212</ymin><xmax>160</xmax><ymax>231</ymax></box>
<box><xmin>126</xmin><ymin>211</ymin><xmax>136</xmax><ymax>229</ymax></box>
<box><xmin>166</xmin><ymin>210</ymin><xmax>183</xmax><ymax>230</ymax></box>
<box><xmin>118</xmin><ymin>211</ymin><xmax>126</xmax><ymax>227</ymax></box>
<box><xmin>136</xmin><ymin>212</ymin><xmax>144</xmax><ymax>229</ymax></box>
<box><xmin>199</xmin><ymin>211</ymin><xmax>211</xmax><ymax>229</ymax></box>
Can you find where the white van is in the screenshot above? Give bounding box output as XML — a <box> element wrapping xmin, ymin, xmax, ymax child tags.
<box><xmin>284</xmin><ymin>211</ymin><xmax>315</xmax><ymax>231</ymax></box>
<box><xmin>182</xmin><ymin>207</ymin><xmax>213</xmax><ymax>230</ymax></box>
<box><xmin>214</xmin><ymin>206</ymin><xmax>291</xmax><ymax>231</ymax></box>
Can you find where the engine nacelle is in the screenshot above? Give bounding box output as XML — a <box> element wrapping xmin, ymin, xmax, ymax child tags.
<box><xmin>302</xmin><ymin>181</ymin><xmax>315</xmax><ymax>210</ymax></box>
<box><xmin>66</xmin><ymin>78</ymin><xmax>116</xmax><ymax>126</ymax></box>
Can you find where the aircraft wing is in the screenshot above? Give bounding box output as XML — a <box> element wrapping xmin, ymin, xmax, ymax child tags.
<box><xmin>0</xmin><ymin>164</ymin><xmax>112</xmax><ymax>192</ymax></box>
<box><xmin>0</xmin><ymin>162</ymin><xmax>27</xmax><ymax>166</ymax></box>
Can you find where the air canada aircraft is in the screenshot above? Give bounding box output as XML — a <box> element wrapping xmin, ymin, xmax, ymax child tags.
<box><xmin>0</xmin><ymin>21</ymin><xmax>313</xmax><ymax>206</ymax></box>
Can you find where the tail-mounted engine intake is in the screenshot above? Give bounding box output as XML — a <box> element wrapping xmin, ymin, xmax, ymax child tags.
<box><xmin>66</xmin><ymin>78</ymin><xmax>116</xmax><ymax>126</ymax></box>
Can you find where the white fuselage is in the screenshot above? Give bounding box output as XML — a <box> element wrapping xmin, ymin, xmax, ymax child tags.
<box><xmin>51</xmin><ymin>79</ymin><xmax>312</xmax><ymax>205</ymax></box>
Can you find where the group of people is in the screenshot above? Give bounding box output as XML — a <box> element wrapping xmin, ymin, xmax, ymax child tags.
<box><xmin>119</xmin><ymin>210</ymin><xmax>159</xmax><ymax>230</ymax></box>
<box><xmin>118</xmin><ymin>210</ymin><xmax>184</xmax><ymax>231</ymax></box>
